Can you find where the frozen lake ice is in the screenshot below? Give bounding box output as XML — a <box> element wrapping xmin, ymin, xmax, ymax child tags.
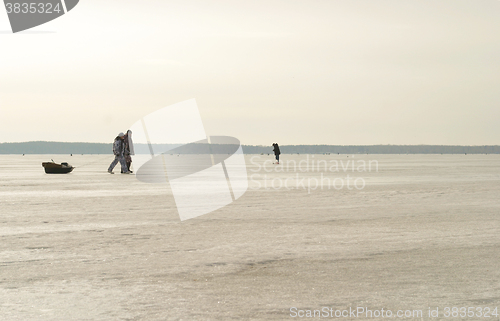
<box><xmin>0</xmin><ymin>154</ymin><xmax>499</xmax><ymax>320</ymax></box>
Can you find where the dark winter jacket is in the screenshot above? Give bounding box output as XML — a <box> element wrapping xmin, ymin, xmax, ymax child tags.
<box><xmin>273</xmin><ymin>144</ymin><xmax>281</xmax><ymax>155</ymax></box>
<box><xmin>112</xmin><ymin>137</ymin><xmax>124</xmax><ymax>156</ymax></box>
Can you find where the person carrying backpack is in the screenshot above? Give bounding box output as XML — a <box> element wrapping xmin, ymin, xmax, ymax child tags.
<box><xmin>108</xmin><ymin>132</ymin><xmax>130</xmax><ymax>174</ymax></box>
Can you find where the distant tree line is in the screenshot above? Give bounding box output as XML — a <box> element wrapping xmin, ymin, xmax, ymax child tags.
<box><xmin>0</xmin><ymin>141</ymin><xmax>111</xmax><ymax>154</ymax></box>
<box><xmin>1</xmin><ymin>141</ymin><xmax>499</xmax><ymax>154</ymax></box>
<box><xmin>244</xmin><ymin>145</ymin><xmax>500</xmax><ymax>154</ymax></box>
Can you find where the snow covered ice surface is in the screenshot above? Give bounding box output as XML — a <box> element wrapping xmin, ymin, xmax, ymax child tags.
<box><xmin>0</xmin><ymin>154</ymin><xmax>499</xmax><ymax>320</ymax></box>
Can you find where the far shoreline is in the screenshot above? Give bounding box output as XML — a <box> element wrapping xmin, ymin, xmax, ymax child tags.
<box><xmin>1</xmin><ymin>141</ymin><xmax>499</xmax><ymax>155</ymax></box>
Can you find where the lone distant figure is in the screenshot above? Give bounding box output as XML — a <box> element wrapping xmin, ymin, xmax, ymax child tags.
<box><xmin>272</xmin><ymin>142</ymin><xmax>281</xmax><ymax>164</ymax></box>
<box><xmin>108</xmin><ymin>132</ymin><xmax>130</xmax><ymax>174</ymax></box>
<box><xmin>123</xmin><ymin>129</ymin><xmax>134</xmax><ymax>173</ymax></box>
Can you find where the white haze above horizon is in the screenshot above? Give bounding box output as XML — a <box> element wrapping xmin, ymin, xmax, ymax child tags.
<box><xmin>0</xmin><ymin>0</ymin><xmax>499</xmax><ymax>145</ymax></box>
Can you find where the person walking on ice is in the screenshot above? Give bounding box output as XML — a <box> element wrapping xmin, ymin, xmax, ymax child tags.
<box><xmin>123</xmin><ymin>129</ymin><xmax>134</xmax><ymax>173</ymax></box>
<box><xmin>272</xmin><ymin>142</ymin><xmax>281</xmax><ymax>164</ymax></box>
<box><xmin>108</xmin><ymin>132</ymin><xmax>131</xmax><ymax>174</ymax></box>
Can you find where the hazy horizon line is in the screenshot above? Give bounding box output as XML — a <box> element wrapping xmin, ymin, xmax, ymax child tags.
<box><xmin>1</xmin><ymin>141</ymin><xmax>500</xmax><ymax>147</ymax></box>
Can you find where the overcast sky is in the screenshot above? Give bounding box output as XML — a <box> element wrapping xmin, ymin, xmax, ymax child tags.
<box><xmin>0</xmin><ymin>0</ymin><xmax>499</xmax><ymax>145</ymax></box>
